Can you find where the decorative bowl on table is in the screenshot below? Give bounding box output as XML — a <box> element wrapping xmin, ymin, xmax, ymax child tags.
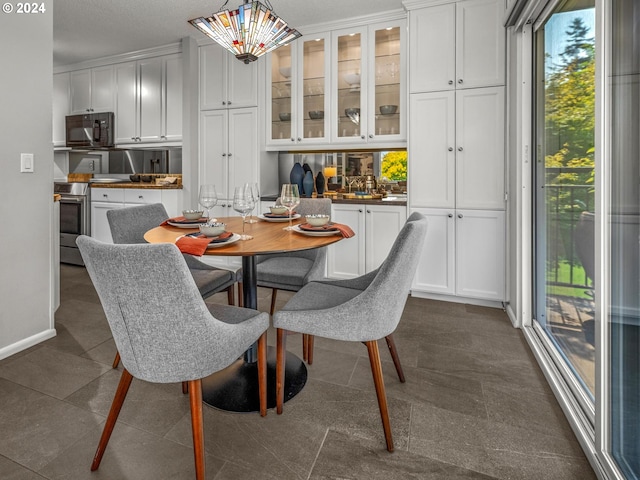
<box><xmin>199</xmin><ymin>222</ymin><xmax>226</xmax><ymax>237</ymax></box>
<box><xmin>379</xmin><ymin>104</ymin><xmax>398</xmax><ymax>115</ymax></box>
<box><xmin>279</xmin><ymin>112</ymin><xmax>291</xmax><ymax>121</ymax></box>
<box><xmin>270</xmin><ymin>205</ymin><xmax>288</xmax><ymax>215</ymax></box>
<box><xmin>129</xmin><ymin>174</ymin><xmax>140</xmax><ymax>182</ymax></box>
<box><xmin>305</xmin><ymin>214</ymin><xmax>330</xmax><ymax>227</ymax></box>
<box><xmin>279</xmin><ymin>66</ymin><xmax>291</xmax><ymax>79</ymax></box>
<box><xmin>182</xmin><ymin>209</ymin><xmax>204</xmax><ymax>220</ymax></box>
<box><xmin>308</xmin><ymin>110</ymin><xmax>324</xmax><ymax>120</ymax></box>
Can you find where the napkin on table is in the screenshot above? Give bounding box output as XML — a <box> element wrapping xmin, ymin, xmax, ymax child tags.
<box><xmin>299</xmin><ymin>223</ymin><xmax>355</xmax><ymax>238</ymax></box>
<box><xmin>175</xmin><ymin>232</ymin><xmax>233</xmax><ymax>256</ymax></box>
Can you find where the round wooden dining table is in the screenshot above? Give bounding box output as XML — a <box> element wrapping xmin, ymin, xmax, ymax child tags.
<box><xmin>144</xmin><ymin>216</ymin><xmax>346</xmax><ymax>413</ymax></box>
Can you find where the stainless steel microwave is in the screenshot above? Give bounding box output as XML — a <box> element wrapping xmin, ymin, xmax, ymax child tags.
<box><xmin>65</xmin><ymin>112</ymin><xmax>114</xmax><ymax>148</ymax></box>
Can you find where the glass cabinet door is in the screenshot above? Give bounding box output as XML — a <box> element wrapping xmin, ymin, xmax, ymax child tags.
<box><xmin>370</xmin><ymin>22</ymin><xmax>405</xmax><ymax>142</ymax></box>
<box><xmin>269</xmin><ymin>44</ymin><xmax>293</xmax><ymax>145</ymax></box>
<box><xmin>334</xmin><ymin>27</ymin><xmax>366</xmax><ymax>143</ymax></box>
<box><xmin>299</xmin><ymin>35</ymin><xmax>330</xmax><ymax>143</ymax></box>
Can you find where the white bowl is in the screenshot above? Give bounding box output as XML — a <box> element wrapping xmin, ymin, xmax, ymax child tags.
<box><xmin>199</xmin><ymin>222</ymin><xmax>226</xmax><ymax>237</ymax></box>
<box><xmin>182</xmin><ymin>209</ymin><xmax>204</xmax><ymax>220</ymax></box>
<box><xmin>343</xmin><ymin>73</ymin><xmax>361</xmax><ymax>86</ymax></box>
<box><xmin>279</xmin><ymin>66</ymin><xmax>291</xmax><ymax>78</ymax></box>
<box><xmin>270</xmin><ymin>205</ymin><xmax>288</xmax><ymax>215</ymax></box>
<box><xmin>305</xmin><ymin>214</ymin><xmax>330</xmax><ymax>227</ymax></box>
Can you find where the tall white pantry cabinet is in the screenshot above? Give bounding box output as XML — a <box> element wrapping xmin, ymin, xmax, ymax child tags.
<box><xmin>405</xmin><ymin>0</ymin><xmax>506</xmax><ymax>303</ymax></box>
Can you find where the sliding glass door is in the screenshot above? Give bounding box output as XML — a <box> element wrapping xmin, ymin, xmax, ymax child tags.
<box><xmin>534</xmin><ymin>0</ymin><xmax>596</xmax><ymax>402</ymax></box>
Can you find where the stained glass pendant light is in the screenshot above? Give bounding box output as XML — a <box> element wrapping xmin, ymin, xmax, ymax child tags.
<box><xmin>189</xmin><ymin>0</ymin><xmax>302</xmax><ymax>64</ymax></box>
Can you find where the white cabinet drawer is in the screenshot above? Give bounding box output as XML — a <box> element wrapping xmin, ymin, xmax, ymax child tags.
<box><xmin>124</xmin><ymin>189</ymin><xmax>162</xmax><ymax>204</ymax></box>
<box><xmin>92</xmin><ymin>188</ymin><xmax>125</xmax><ymax>203</ymax></box>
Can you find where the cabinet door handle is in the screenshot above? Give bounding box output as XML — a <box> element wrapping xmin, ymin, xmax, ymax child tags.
<box><xmin>297</xmin><ymin>137</ymin><xmax>302</xmax><ymax>142</ymax></box>
<box><xmin>102</xmin><ymin>194</ymin><xmax>108</xmax><ymax>198</ymax></box>
<box><xmin>448</xmin><ymin>213</ymin><xmax>453</xmax><ymax>218</ymax></box>
<box><xmin>366</xmin><ymin>209</ymin><xmax>371</xmax><ymax>213</ymax></box>
<box><xmin>458</xmin><ymin>147</ymin><xmax>463</xmax><ymax>152</ymax></box>
<box><xmin>358</xmin><ymin>209</ymin><xmax>363</xmax><ymax>213</ymax></box>
<box><xmin>369</xmin><ymin>134</ymin><xmax>374</xmax><ymax>139</ymax></box>
<box><xmin>458</xmin><ymin>79</ymin><xmax>463</xmax><ymax>84</ymax></box>
<box><xmin>458</xmin><ymin>213</ymin><xmax>463</xmax><ymax>219</ymax></box>
<box><xmin>291</xmin><ymin>138</ymin><xmax>295</xmax><ymax>142</ymax></box>
<box><xmin>228</xmin><ymin>153</ymin><xmax>232</xmax><ymax>157</ymax></box>
<box><xmin>227</xmin><ymin>101</ymin><xmax>232</xmax><ymax>105</ymax></box>
<box><xmin>161</xmin><ymin>135</ymin><xmax>166</xmax><ymax>140</ymax></box>
<box><xmin>222</xmin><ymin>101</ymin><xmax>227</xmax><ymax>105</ymax></box>
<box><xmin>448</xmin><ymin>80</ymin><xmax>454</xmax><ymax>85</ymax></box>
<box><xmin>448</xmin><ymin>147</ymin><xmax>453</xmax><ymax>152</ymax></box>
<box><xmin>138</xmin><ymin>195</ymin><xmax>143</xmax><ymax>199</ymax></box>
<box><xmin>222</xmin><ymin>153</ymin><xmax>227</xmax><ymax>157</ymax></box>
<box><xmin>361</xmin><ymin>135</ymin><xmax>366</xmax><ymax>140</ymax></box>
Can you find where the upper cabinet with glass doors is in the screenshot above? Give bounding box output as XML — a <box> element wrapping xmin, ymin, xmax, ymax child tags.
<box><xmin>265</xmin><ymin>16</ymin><xmax>406</xmax><ymax>150</ymax></box>
<box><xmin>332</xmin><ymin>20</ymin><xmax>406</xmax><ymax>146</ymax></box>
<box><xmin>267</xmin><ymin>33</ymin><xmax>331</xmax><ymax>148</ymax></box>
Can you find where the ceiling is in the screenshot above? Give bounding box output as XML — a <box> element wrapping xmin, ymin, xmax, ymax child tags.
<box><xmin>53</xmin><ymin>0</ymin><xmax>405</xmax><ymax>67</ymax></box>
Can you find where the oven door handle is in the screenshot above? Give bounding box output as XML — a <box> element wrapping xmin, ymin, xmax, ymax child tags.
<box><xmin>59</xmin><ymin>197</ymin><xmax>85</xmax><ymax>203</ymax></box>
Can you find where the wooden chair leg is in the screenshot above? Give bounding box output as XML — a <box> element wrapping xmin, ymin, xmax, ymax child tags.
<box><xmin>307</xmin><ymin>335</ymin><xmax>314</xmax><ymax>365</ymax></box>
<box><xmin>384</xmin><ymin>334</ymin><xmax>405</xmax><ymax>383</ymax></box>
<box><xmin>237</xmin><ymin>282</ymin><xmax>243</xmax><ymax>308</ymax></box>
<box><xmin>302</xmin><ymin>334</ymin><xmax>308</xmax><ymax>362</ymax></box>
<box><xmin>257</xmin><ymin>331</ymin><xmax>267</xmax><ymax>417</ymax></box>
<box><xmin>91</xmin><ymin>369</ymin><xmax>134</xmax><ymax>471</ymax></box>
<box><xmin>188</xmin><ymin>379</ymin><xmax>206</xmax><ymax>480</ymax></box>
<box><xmin>270</xmin><ymin>288</ymin><xmax>278</xmax><ymax>316</ymax></box>
<box><xmin>182</xmin><ymin>381</ymin><xmax>189</xmax><ymax>394</ymax></box>
<box><xmin>365</xmin><ymin>340</ymin><xmax>394</xmax><ymax>452</ymax></box>
<box><xmin>227</xmin><ymin>285</ymin><xmax>234</xmax><ymax>306</ymax></box>
<box><xmin>276</xmin><ymin>328</ymin><xmax>286</xmax><ymax>414</ymax></box>
<box><xmin>112</xmin><ymin>351</ymin><xmax>120</xmax><ymax>369</ymax></box>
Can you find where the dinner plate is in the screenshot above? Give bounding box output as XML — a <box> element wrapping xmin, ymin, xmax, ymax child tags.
<box><xmin>179</xmin><ymin>232</ymin><xmax>241</xmax><ymax>248</ymax></box>
<box><xmin>167</xmin><ymin>218</ymin><xmax>216</xmax><ymax>228</ymax></box>
<box><xmin>292</xmin><ymin>225</ymin><xmax>341</xmax><ymax>237</ymax></box>
<box><xmin>258</xmin><ymin>213</ymin><xmax>301</xmax><ymax>222</ymax></box>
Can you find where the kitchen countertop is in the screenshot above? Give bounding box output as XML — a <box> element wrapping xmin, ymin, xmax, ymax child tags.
<box><xmin>261</xmin><ymin>195</ymin><xmax>407</xmax><ymax>206</ymax></box>
<box><xmin>89</xmin><ymin>182</ymin><xmax>182</xmax><ymax>189</ymax></box>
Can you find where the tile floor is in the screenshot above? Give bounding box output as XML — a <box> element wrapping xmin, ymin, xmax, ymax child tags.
<box><xmin>0</xmin><ymin>264</ymin><xmax>596</xmax><ymax>479</ymax></box>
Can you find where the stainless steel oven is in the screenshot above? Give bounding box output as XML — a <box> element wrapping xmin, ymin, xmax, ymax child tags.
<box><xmin>54</xmin><ymin>182</ymin><xmax>90</xmax><ymax>266</ymax></box>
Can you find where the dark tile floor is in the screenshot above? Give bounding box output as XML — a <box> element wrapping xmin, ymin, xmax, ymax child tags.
<box><xmin>0</xmin><ymin>264</ymin><xmax>596</xmax><ymax>479</ymax></box>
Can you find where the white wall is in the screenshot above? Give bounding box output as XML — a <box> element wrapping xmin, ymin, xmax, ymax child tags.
<box><xmin>0</xmin><ymin>5</ymin><xmax>56</xmax><ymax>357</ymax></box>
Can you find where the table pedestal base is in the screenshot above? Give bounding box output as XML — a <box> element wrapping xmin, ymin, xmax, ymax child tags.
<box><xmin>201</xmin><ymin>346</ymin><xmax>307</xmax><ymax>412</ymax></box>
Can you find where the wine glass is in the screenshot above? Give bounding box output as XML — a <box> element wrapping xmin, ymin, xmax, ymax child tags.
<box><xmin>233</xmin><ymin>186</ymin><xmax>255</xmax><ymax>240</ymax></box>
<box><xmin>280</xmin><ymin>183</ymin><xmax>300</xmax><ymax>231</ymax></box>
<box><xmin>245</xmin><ymin>182</ymin><xmax>260</xmax><ymax>224</ymax></box>
<box><xmin>198</xmin><ymin>184</ymin><xmax>218</xmax><ymax>220</ymax></box>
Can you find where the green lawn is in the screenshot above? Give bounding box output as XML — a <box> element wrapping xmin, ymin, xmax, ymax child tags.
<box><xmin>547</xmin><ymin>260</ymin><xmax>593</xmax><ymax>300</ymax></box>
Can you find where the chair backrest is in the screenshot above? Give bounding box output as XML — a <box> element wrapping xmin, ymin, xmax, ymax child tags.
<box><xmin>275</xmin><ymin>197</ymin><xmax>332</xmax><ymax>217</ymax></box>
<box><xmin>76</xmin><ymin>235</ymin><xmax>228</xmax><ymax>383</ymax></box>
<box><xmin>107</xmin><ymin>203</ymin><xmax>169</xmax><ymax>244</ymax></box>
<box><xmin>351</xmin><ymin>213</ymin><xmax>428</xmax><ymax>339</ymax></box>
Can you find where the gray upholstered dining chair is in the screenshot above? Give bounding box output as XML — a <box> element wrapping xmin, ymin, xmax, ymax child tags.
<box><xmin>273</xmin><ymin>212</ymin><xmax>427</xmax><ymax>452</ymax></box>
<box><xmin>256</xmin><ymin>197</ymin><xmax>331</xmax><ymax>363</ymax></box>
<box><xmin>77</xmin><ymin>235</ymin><xmax>269</xmax><ymax>480</ymax></box>
<box><xmin>107</xmin><ymin>203</ymin><xmax>240</xmax><ymax>369</ymax></box>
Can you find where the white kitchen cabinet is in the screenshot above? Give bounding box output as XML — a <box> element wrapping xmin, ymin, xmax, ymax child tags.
<box><xmin>327</xmin><ymin>203</ymin><xmax>406</xmax><ymax>279</ymax></box>
<box><xmin>69</xmin><ymin>65</ymin><xmax>115</xmax><ymax>114</ymax></box>
<box><xmin>266</xmin><ymin>34</ymin><xmax>331</xmax><ymax>148</ymax></box>
<box><xmin>411</xmin><ymin>207</ymin><xmax>505</xmax><ymax>301</ymax></box>
<box><xmin>409</xmin><ymin>0</ymin><xmax>505</xmax><ymax>93</ymax></box>
<box><xmin>53</xmin><ymin>72</ymin><xmax>70</xmax><ymax>146</ymax></box>
<box><xmin>409</xmin><ymin>87</ymin><xmax>505</xmax><ymax>210</ymax></box>
<box><xmin>91</xmin><ymin>187</ymin><xmax>182</xmax><ymax>243</ymax></box>
<box><xmin>200</xmin><ymin>43</ymin><xmax>258</xmax><ymax>110</ymax></box>
<box><xmin>200</xmin><ymin>108</ymin><xmax>258</xmax><ymax>202</ymax></box>
<box><xmin>115</xmin><ymin>54</ymin><xmax>182</xmax><ymax>144</ymax></box>
<box><xmin>331</xmin><ymin>19</ymin><xmax>407</xmax><ymax>146</ymax></box>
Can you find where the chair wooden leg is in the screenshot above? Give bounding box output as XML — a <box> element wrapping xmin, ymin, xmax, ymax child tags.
<box><xmin>237</xmin><ymin>283</ymin><xmax>243</xmax><ymax>308</ymax></box>
<box><xmin>112</xmin><ymin>351</ymin><xmax>120</xmax><ymax>369</ymax></box>
<box><xmin>257</xmin><ymin>331</ymin><xmax>267</xmax><ymax>417</ymax></box>
<box><xmin>365</xmin><ymin>340</ymin><xmax>394</xmax><ymax>452</ymax></box>
<box><xmin>276</xmin><ymin>328</ymin><xmax>287</xmax><ymax>414</ymax></box>
<box><xmin>227</xmin><ymin>285</ymin><xmax>234</xmax><ymax>306</ymax></box>
<box><xmin>302</xmin><ymin>334</ymin><xmax>308</xmax><ymax>362</ymax></box>
<box><xmin>307</xmin><ymin>335</ymin><xmax>314</xmax><ymax>365</ymax></box>
<box><xmin>270</xmin><ymin>288</ymin><xmax>278</xmax><ymax>316</ymax></box>
<box><xmin>182</xmin><ymin>381</ymin><xmax>189</xmax><ymax>394</ymax></box>
<box><xmin>384</xmin><ymin>334</ymin><xmax>405</xmax><ymax>383</ymax></box>
<box><xmin>188</xmin><ymin>379</ymin><xmax>206</xmax><ymax>480</ymax></box>
<box><xmin>91</xmin><ymin>369</ymin><xmax>134</xmax><ymax>471</ymax></box>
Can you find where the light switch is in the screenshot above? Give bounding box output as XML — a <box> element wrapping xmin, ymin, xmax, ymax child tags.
<box><xmin>20</xmin><ymin>153</ymin><xmax>34</xmax><ymax>173</ymax></box>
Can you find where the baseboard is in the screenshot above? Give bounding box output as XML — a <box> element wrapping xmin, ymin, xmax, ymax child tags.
<box><xmin>0</xmin><ymin>329</ymin><xmax>57</xmax><ymax>361</ymax></box>
<box><xmin>410</xmin><ymin>290</ymin><xmax>504</xmax><ymax>309</ymax></box>
<box><xmin>505</xmin><ymin>302</ymin><xmax>521</xmax><ymax>328</ymax></box>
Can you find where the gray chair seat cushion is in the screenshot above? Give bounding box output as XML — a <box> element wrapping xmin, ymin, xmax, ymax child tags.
<box><xmin>256</xmin><ymin>256</ymin><xmax>314</xmax><ymax>290</ymax></box>
<box><xmin>190</xmin><ymin>268</ymin><xmax>235</xmax><ymax>299</ymax></box>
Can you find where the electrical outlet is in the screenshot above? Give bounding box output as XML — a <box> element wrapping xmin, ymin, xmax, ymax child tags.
<box><xmin>20</xmin><ymin>153</ymin><xmax>34</xmax><ymax>173</ymax></box>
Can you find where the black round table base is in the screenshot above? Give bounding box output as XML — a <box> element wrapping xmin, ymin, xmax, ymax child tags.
<box><xmin>201</xmin><ymin>346</ymin><xmax>307</xmax><ymax>412</ymax></box>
